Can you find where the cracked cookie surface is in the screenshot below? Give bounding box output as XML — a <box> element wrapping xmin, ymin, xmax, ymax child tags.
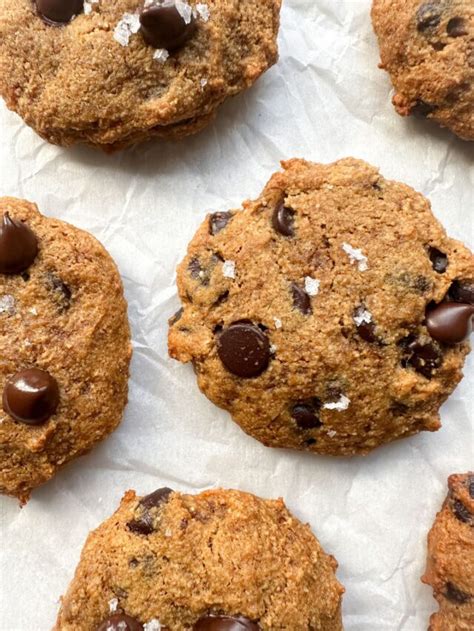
<box><xmin>54</xmin><ymin>487</ymin><xmax>344</xmax><ymax>631</ymax></box>
<box><xmin>0</xmin><ymin>197</ymin><xmax>131</xmax><ymax>502</ymax></box>
<box><xmin>422</xmin><ymin>473</ymin><xmax>474</xmax><ymax>630</ymax></box>
<box><xmin>372</xmin><ymin>0</ymin><xmax>474</xmax><ymax>140</ymax></box>
<box><xmin>0</xmin><ymin>0</ymin><xmax>281</xmax><ymax>150</ymax></box>
<box><xmin>168</xmin><ymin>158</ymin><xmax>474</xmax><ymax>456</ymax></box>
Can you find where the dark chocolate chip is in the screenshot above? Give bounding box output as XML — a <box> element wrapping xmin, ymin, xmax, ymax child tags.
<box><xmin>188</xmin><ymin>258</ymin><xmax>202</xmax><ymax>280</ymax></box>
<box><xmin>127</xmin><ymin>488</ymin><xmax>173</xmax><ymax>536</ymax></box>
<box><xmin>291</xmin><ymin>401</ymin><xmax>322</xmax><ymax>430</ymax></box>
<box><xmin>445</xmin><ymin>582</ymin><xmax>471</xmax><ymax>603</ymax></box>
<box><xmin>193</xmin><ymin>615</ymin><xmax>259</xmax><ymax>631</ymax></box>
<box><xmin>97</xmin><ymin>614</ymin><xmax>144</xmax><ymax>631</ymax></box>
<box><xmin>169</xmin><ymin>307</ymin><xmax>183</xmax><ymax>326</ymax></box>
<box><xmin>412</xmin><ymin>100</ymin><xmax>436</xmax><ymax>117</ymax></box>
<box><xmin>217</xmin><ymin>322</ymin><xmax>270</xmax><ymax>378</ymax></box>
<box><xmin>272</xmin><ymin>201</ymin><xmax>295</xmax><ymax>237</ymax></box>
<box><xmin>140</xmin><ymin>2</ymin><xmax>196</xmax><ymax>50</ymax></box>
<box><xmin>210</xmin><ymin>212</ymin><xmax>233</xmax><ymax>236</ymax></box>
<box><xmin>304</xmin><ymin>438</ymin><xmax>317</xmax><ymax>446</ymax></box>
<box><xmin>36</xmin><ymin>0</ymin><xmax>84</xmax><ymax>25</ymax></box>
<box><xmin>447</xmin><ymin>17</ymin><xmax>468</xmax><ymax>37</ymax></box>
<box><xmin>354</xmin><ymin>306</ymin><xmax>378</xmax><ymax>343</ymax></box>
<box><xmin>416</xmin><ymin>2</ymin><xmax>442</xmax><ymax>31</ymax></box>
<box><xmin>453</xmin><ymin>498</ymin><xmax>471</xmax><ymax>523</ymax></box>
<box><xmin>426</xmin><ymin>302</ymin><xmax>474</xmax><ymax>344</ymax></box>
<box><xmin>290</xmin><ymin>283</ymin><xmax>311</xmax><ymax>315</ymax></box>
<box><xmin>428</xmin><ymin>247</ymin><xmax>448</xmax><ymax>273</ymax></box>
<box><xmin>2</xmin><ymin>368</ymin><xmax>59</xmax><ymax>425</ymax></box>
<box><xmin>448</xmin><ymin>281</ymin><xmax>474</xmax><ymax>305</ymax></box>
<box><xmin>0</xmin><ymin>213</ymin><xmax>38</xmax><ymax>275</ymax></box>
<box><xmin>469</xmin><ymin>475</ymin><xmax>474</xmax><ymax>499</ymax></box>
<box><xmin>402</xmin><ymin>337</ymin><xmax>443</xmax><ymax>378</ymax></box>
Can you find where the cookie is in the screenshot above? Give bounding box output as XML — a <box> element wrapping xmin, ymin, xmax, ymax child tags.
<box><xmin>371</xmin><ymin>0</ymin><xmax>474</xmax><ymax>141</ymax></box>
<box><xmin>0</xmin><ymin>0</ymin><xmax>281</xmax><ymax>151</ymax></box>
<box><xmin>168</xmin><ymin>158</ymin><xmax>474</xmax><ymax>456</ymax></box>
<box><xmin>422</xmin><ymin>473</ymin><xmax>474</xmax><ymax>630</ymax></box>
<box><xmin>0</xmin><ymin>198</ymin><xmax>131</xmax><ymax>502</ymax></box>
<box><xmin>54</xmin><ymin>487</ymin><xmax>344</xmax><ymax>630</ymax></box>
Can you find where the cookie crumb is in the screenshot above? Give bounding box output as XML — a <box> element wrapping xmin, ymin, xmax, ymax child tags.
<box><xmin>194</xmin><ymin>3</ymin><xmax>211</xmax><ymax>22</ymax></box>
<box><xmin>153</xmin><ymin>48</ymin><xmax>169</xmax><ymax>63</ymax></box>
<box><xmin>222</xmin><ymin>260</ymin><xmax>236</xmax><ymax>279</ymax></box>
<box><xmin>273</xmin><ymin>317</ymin><xmax>282</xmax><ymax>329</ymax></box>
<box><xmin>108</xmin><ymin>597</ymin><xmax>118</xmax><ymax>613</ymax></box>
<box><xmin>113</xmin><ymin>13</ymin><xmax>141</xmax><ymax>47</ymax></box>
<box><xmin>304</xmin><ymin>276</ymin><xmax>320</xmax><ymax>296</ymax></box>
<box><xmin>324</xmin><ymin>394</ymin><xmax>350</xmax><ymax>411</ymax></box>
<box><xmin>353</xmin><ymin>308</ymin><xmax>372</xmax><ymax>326</ymax></box>
<box><xmin>342</xmin><ymin>243</ymin><xmax>368</xmax><ymax>272</ymax></box>
<box><xmin>0</xmin><ymin>295</ymin><xmax>15</xmax><ymax>315</ymax></box>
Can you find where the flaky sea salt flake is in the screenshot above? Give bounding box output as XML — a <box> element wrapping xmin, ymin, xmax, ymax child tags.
<box><xmin>270</xmin><ymin>343</ymin><xmax>278</xmax><ymax>354</ymax></box>
<box><xmin>175</xmin><ymin>0</ymin><xmax>193</xmax><ymax>24</ymax></box>
<box><xmin>222</xmin><ymin>260</ymin><xmax>236</xmax><ymax>279</ymax></box>
<box><xmin>84</xmin><ymin>0</ymin><xmax>98</xmax><ymax>15</ymax></box>
<box><xmin>113</xmin><ymin>13</ymin><xmax>141</xmax><ymax>47</ymax></box>
<box><xmin>342</xmin><ymin>242</ymin><xmax>368</xmax><ymax>272</ymax></box>
<box><xmin>194</xmin><ymin>3</ymin><xmax>210</xmax><ymax>21</ymax></box>
<box><xmin>153</xmin><ymin>48</ymin><xmax>170</xmax><ymax>63</ymax></box>
<box><xmin>304</xmin><ymin>276</ymin><xmax>320</xmax><ymax>296</ymax></box>
<box><xmin>0</xmin><ymin>294</ymin><xmax>15</xmax><ymax>315</ymax></box>
<box><xmin>324</xmin><ymin>394</ymin><xmax>350</xmax><ymax>411</ymax></box>
<box><xmin>144</xmin><ymin>620</ymin><xmax>162</xmax><ymax>631</ymax></box>
<box><xmin>200</xmin><ymin>78</ymin><xmax>208</xmax><ymax>89</ymax></box>
<box><xmin>273</xmin><ymin>317</ymin><xmax>282</xmax><ymax>329</ymax></box>
<box><xmin>327</xmin><ymin>429</ymin><xmax>337</xmax><ymax>438</ymax></box>
<box><xmin>108</xmin><ymin>597</ymin><xmax>118</xmax><ymax>613</ymax></box>
<box><xmin>353</xmin><ymin>308</ymin><xmax>372</xmax><ymax>327</ymax></box>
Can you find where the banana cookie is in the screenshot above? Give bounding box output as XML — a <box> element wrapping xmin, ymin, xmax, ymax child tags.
<box><xmin>54</xmin><ymin>487</ymin><xmax>344</xmax><ymax>630</ymax></box>
<box><xmin>0</xmin><ymin>0</ymin><xmax>281</xmax><ymax>150</ymax></box>
<box><xmin>168</xmin><ymin>158</ymin><xmax>474</xmax><ymax>456</ymax></box>
<box><xmin>372</xmin><ymin>0</ymin><xmax>474</xmax><ymax>140</ymax></box>
<box><xmin>422</xmin><ymin>473</ymin><xmax>474</xmax><ymax>630</ymax></box>
<box><xmin>0</xmin><ymin>198</ymin><xmax>131</xmax><ymax>502</ymax></box>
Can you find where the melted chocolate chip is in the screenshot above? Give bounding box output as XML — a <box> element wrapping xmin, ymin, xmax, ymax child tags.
<box><xmin>469</xmin><ymin>475</ymin><xmax>474</xmax><ymax>499</ymax></box>
<box><xmin>272</xmin><ymin>201</ymin><xmax>295</xmax><ymax>237</ymax></box>
<box><xmin>416</xmin><ymin>2</ymin><xmax>442</xmax><ymax>31</ymax></box>
<box><xmin>36</xmin><ymin>0</ymin><xmax>84</xmax><ymax>25</ymax></box>
<box><xmin>127</xmin><ymin>488</ymin><xmax>173</xmax><ymax>536</ymax></box>
<box><xmin>291</xmin><ymin>283</ymin><xmax>311</xmax><ymax>315</ymax></box>
<box><xmin>412</xmin><ymin>100</ymin><xmax>436</xmax><ymax>117</ymax></box>
<box><xmin>140</xmin><ymin>2</ymin><xmax>196</xmax><ymax>50</ymax></box>
<box><xmin>447</xmin><ymin>17</ymin><xmax>468</xmax><ymax>37</ymax></box>
<box><xmin>97</xmin><ymin>614</ymin><xmax>144</xmax><ymax>631</ymax></box>
<box><xmin>2</xmin><ymin>368</ymin><xmax>59</xmax><ymax>425</ymax></box>
<box><xmin>217</xmin><ymin>322</ymin><xmax>270</xmax><ymax>378</ymax></box>
<box><xmin>291</xmin><ymin>400</ymin><xmax>322</xmax><ymax>430</ymax></box>
<box><xmin>210</xmin><ymin>212</ymin><xmax>233</xmax><ymax>236</ymax></box>
<box><xmin>426</xmin><ymin>302</ymin><xmax>474</xmax><ymax>344</ymax></box>
<box><xmin>445</xmin><ymin>582</ymin><xmax>471</xmax><ymax>603</ymax></box>
<box><xmin>428</xmin><ymin>247</ymin><xmax>448</xmax><ymax>273</ymax></box>
<box><xmin>448</xmin><ymin>280</ymin><xmax>474</xmax><ymax>305</ymax></box>
<box><xmin>193</xmin><ymin>615</ymin><xmax>259</xmax><ymax>631</ymax></box>
<box><xmin>401</xmin><ymin>337</ymin><xmax>443</xmax><ymax>378</ymax></box>
<box><xmin>453</xmin><ymin>499</ymin><xmax>471</xmax><ymax>523</ymax></box>
<box><xmin>169</xmin><ymin>307</ymin><xmax>183</xmax><ymax>326</ymax></box>
<box><xmin>0</xmin><ymin>213</ymin><xmax>38</xmax><ymax>275</ymax></box>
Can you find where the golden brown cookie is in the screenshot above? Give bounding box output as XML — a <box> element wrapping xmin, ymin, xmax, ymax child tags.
<box><xmin>422</xmin><ymin>473</ymin><xmax>474</xmax><ymax>630</ymax></box>
<box><xmin>0</xmin><ymin>0</ymin><xmax>281</xmax><ymax>151</ymax></box>
<box><xmin>372</xmin><ymin>0</ymin><xmax>474</xmax><ymax>140</ymax></box>
<box><xmin>168</xmin><ymin>158</ymin><xmax>474</xmax><ymax>456</ymax></box>
<box><xmin>54</xmin><ymin>487</ymin><xmax>344</xmax><ymax>630</ymax></box>
<box><xmin>0</xmin><ymin>197</ymin><xmax>131</xmax><ymax>502</ymax></box>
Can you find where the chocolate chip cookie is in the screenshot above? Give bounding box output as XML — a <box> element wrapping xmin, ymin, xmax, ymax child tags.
<box><xmin>422</xmin><ymin>473</ymin><xmax>474</xmax><ymax>630</ymax></box>
<box><xmin>372</xmin><ymin>0</ymin><xmax>474</xmax><ymax>140</ymax></box>
<box><xmin>168</xmin><ymin>158</ymin><xmax>474</xmax><ymax>456</ymax></box>
<box><xmin>0</xmin><ymin>0</ymin><xmax>281</xmax><ymax>150</ymax></box>
<box><xmin>0</xmin><ymin>198</ymin><xmax>131</xmax><ymax>502</ymax></box>
<box><xmin>54</xmin><ymin>487</ymin><xmax>344</xmax><ymax>630</ymax></box>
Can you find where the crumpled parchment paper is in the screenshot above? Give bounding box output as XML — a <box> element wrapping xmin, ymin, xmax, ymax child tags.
<box><xmin>0</xmin><ymin>1</ymin><xmax>473</xmax><ymax>629</ymax></box>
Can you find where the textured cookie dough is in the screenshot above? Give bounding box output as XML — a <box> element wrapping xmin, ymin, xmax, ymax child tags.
<box><xmin>0</xmin><ymin>0</ymin><xmax>281</xmax><ymax>151</ymax></box>
<box><xmin>168</xmin><ymin>158</ymin><xmax>474</xmax><ymax>456</ymax></box>
<box><xmin>372</xmin><ymin>0</ymin><xmax>474</xmax><ymax>140</ymax></box>
<box><xmin>0</xmin><ymin>198</ymin><xmax>131</xmax><ymax>502</ymax></box>
<box><xmin>54</xmin><ymin>487</ymin><xmax>344</xmax><ymax>630</ymax></box>
<box><xmin>422</xmin><ymin>473</ymin><xmax>474</xmax><ymax>630</ymax></box>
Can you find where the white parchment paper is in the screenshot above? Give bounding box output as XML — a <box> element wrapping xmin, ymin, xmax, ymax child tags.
<box><xmin>0</xmin><ymin>1</ymin><xmax>473</xmax><ymax>629</ymax></box>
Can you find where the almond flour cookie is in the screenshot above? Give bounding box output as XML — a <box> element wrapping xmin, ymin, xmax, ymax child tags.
<box><xmin>422</xmin><ymin>473</ymin><xmax>474</xmax><ymax>630</ymax></box>
<box><xmin>372</xmin><ymin>0</ymin><xmax>474</xmax><ymax>140</ymax></box>
<box><xmin>54</xmin><ymin>487</ymin><xmax>344</xmax><ymax>630</ymax></box>
<box><xmin>168</xmin><ymin>158</ymin><xmax>474</xmax><ymax>456</ymax></box>
<box><xmin>0</xmin><ymin>198</ymin><xmax>131</xmax><ymax>502</ymax></box>
<box><xmin>0</xmin><ymin>0</ymin><xmax>281</xmax><ymax>151</ymax></box>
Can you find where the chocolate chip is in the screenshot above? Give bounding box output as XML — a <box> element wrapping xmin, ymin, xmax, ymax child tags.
<box><xmin>469</xmin><ymin>475</ymin><xmax>474</xmax><ymax>499</ymax></box>
<box><xmin>354</xmin><ymin>307</ymin><xmax>378</xmax><ymax>343</ymax></box>
<box><xmin>290</xmin><ymin>283</ymin><xmax>311</xmax><ymax>315</ymax></box>
<box><xmin>36</xmin><ymin>0</ymin><xmax>84</xmax><ymax>25</ymax></box>
<box><xmin>193</xmin><ymin>615</ymin><xmax>259</xmax><ymax>631</ymax></box>
<box><xmin>2</xmin><ymin>368</ymin><xmax>59</xmax><ymax>425</ymax></box>
<box><xmin>46</xmin><ymin>273</ymin><xmax>72</xmax><ymax>309</ymax></box>
<box><xmin>448</xmin><ymin>280</ymin><xmax>474</xmax><ymax>305</ymax></box>
<box><xmin>416</xmin><ymin>2</ymin><xmax>442</xmax><ymax>31</ymax></box>
<box><xmin>217</xmin><ymin>322</ymin><xmax>270</xmax><ymax>378</ymax></box>
<box><xmin>401</xmin><ymin>337</ymin><xmax>443</xmax><ymax>378</ymax></box>
<box><xmin>210</xmin><ymin>212</ymin><xmax>233</xmax><ymax>236</ymax></box>
<box><xmin>188</xmin><ymin>258</ymin><xmax>203</xmax><ymax>280</ymax></box>
<box><xmin>272</xmin><ymin>201</ymin><xmax>295</xmax><ymax>237</ymax></box>
<box><xmin>445</xmin><ymin>582</ymin><xmax>471</xmax><ymax>603</ymax></box>
<box><xmin>169</xmin><ymin>308</ymin><xmax>183</xmax><ymax>326</ymax></box>
<box><xmin>453</xmin><ymin>499</ymin><xmax>471</xmax><ymax>523</ymax></box>
<box><xmin>447</xmin><ymin>17</ymin><xmax>468</xmax><ymax>37</ymax></box>
<box><xmin>412</xmin><ymin>100</ymin><xmax>436</xmax><ymax>117</ymax></box>
<box><xmin>97</xmin><ymin>614</ymin><xmax>143</xmax><ymax>631</ymax></box>
<box><xmin>0</xmin><ymin>213</ymin><xmax>38</xmax><ymax>275</ymax></box>
<box><xmin>291</xmin><ymin>400</ymin><xmax>322</xmax><ymax>430</ymax></box>
<box><xmin>428</xmin><ymin>247</ymin><xmax>448</xmax><ymax>273</ymax></box>
<box><xmin>140</xmin><ymin>2</ymin><xmax>196</xmax><ymax>50</ymax></box>
<box><xmin>426</xmin><ymin>302</ymin><xmax>474</xmax><ymax>344</ymax></box>
<box><xmin>127</xmin><ymin>488</ymin><xmax>173</xmax><ymax>536</ymax></box>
